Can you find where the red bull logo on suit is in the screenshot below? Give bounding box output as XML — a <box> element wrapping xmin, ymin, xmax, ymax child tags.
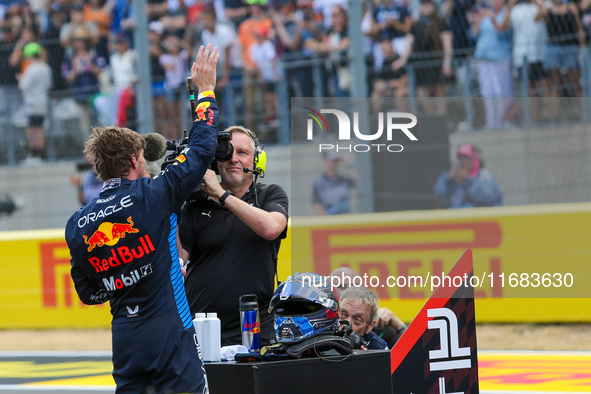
<box><xmin>88</xmin><ymin>234</ymin><xmax>156</xmax><ymax>273</ymax></box>
<box><xmin>195</xmin><ymin>101</ymin><xmax>210</xmax><ymax>121</ymax></box>
<box><xmin>83</xmin><ymin>216</ymin><xmax>139</xmax><ymax>252</ymax></box>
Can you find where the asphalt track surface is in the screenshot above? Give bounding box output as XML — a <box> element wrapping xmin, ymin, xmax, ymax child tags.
<box><xmin>0</xmin><ymin>350</ymin><xmax>590</xmax><ymax>393</ymax></box>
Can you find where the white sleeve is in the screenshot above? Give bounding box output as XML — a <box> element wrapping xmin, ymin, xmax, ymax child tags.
<box><xmin>159</xmin><ymin>54</ymin><xmax>168</xmax><ymax>67</ymax></box>
<box><xmin>18</xmin><ymin>70</ymin><xmax>30</xmax><ymax>91</ymax></box>
<box><xmin>361</xmin><ymin>10</ymin><xmax>372</xmax><ymax>34</ymax></box>
<box><xmin>45</xmin><ymin>64</ymin><xmax>53</xmax><ymax>91</ymax></box>
<box><xmin>267</xmin><ymin>41</ymin><xmax>276</xmax><ymax>59</ymax></box>
<box><xmin>529</xmin><ymin>3</ymin><xmax>538</xmax><ymax>18</ymax></box>
<box><xmin>222</xmin><ymin>25</ymin><xmax>237</xmax><ymax>48</ymax></box>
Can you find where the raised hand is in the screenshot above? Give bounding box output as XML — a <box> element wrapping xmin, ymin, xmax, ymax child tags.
<box><xmin>190</xmin><ymin>44</ymin><xmax>220</xmax><ymax>94</ymax></box>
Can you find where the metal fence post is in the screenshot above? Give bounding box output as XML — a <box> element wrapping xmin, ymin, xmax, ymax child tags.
<box><xmin>521</xmin><ymin>56</ymin><xmax>531</xmax><ymax>127</ymax></box>
<box><xmin>312</xmin><ymin>55</ymin><xmax>323</xmax><ymax>98</ymax></box>
<box><xmin>132</xmin><ymin>0</ymin><xmax>154</xmax><ymax>135</ymax></box>
<box><xmin>463</xmin><ymin>60</ymin><xmax>473</xmax><ymax>130</ymax></box>
<box><xmin>348</xmin><ymin>0</ymin><xmax>367</xmax><ymax>98</ymax></box>
<box><xmin>582</xmin><ymin>47</ymin><xmax>591</xmax><ymax>123</ymax></box>
<box><xmin>46</xmin><ymin>99</ymin><xmax>56</xmax><ymax>161</ymax></box>
<box><xmin>223</xmin><ymin>81</ymin><xmax>236</xmax><ymax>127</ymax></box>
<box><xmin>408</xmin><ymin>65</ymin><xmax>418</xmax><ymax>115</ymax></box>
<box><xmin>5</xmin><ymin>93</ymin><xmax>16</xmax><ymax>166</ymax></box>
<box><xmin>277</xmin><ymin>61</ymin><xmax>290</xmax><ymax>145</ymax></box>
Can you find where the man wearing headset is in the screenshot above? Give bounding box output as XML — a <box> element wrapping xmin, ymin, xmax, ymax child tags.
<box><xmin>179</xmin><ymin>126</ymin><xmax>289</xmax><ymax>346</ymax></box>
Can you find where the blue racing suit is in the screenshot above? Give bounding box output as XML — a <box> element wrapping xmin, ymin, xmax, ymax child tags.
<box><xmin>65</xmin><ymin>96</ymin><xmax>218</xmax><ymax>394</ymax></box>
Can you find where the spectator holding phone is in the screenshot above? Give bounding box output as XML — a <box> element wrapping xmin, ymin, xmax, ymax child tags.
<box><xmin>434</xmin><ymin>144</ymin><xmax>503</xmax><ymax>208</ymax></box>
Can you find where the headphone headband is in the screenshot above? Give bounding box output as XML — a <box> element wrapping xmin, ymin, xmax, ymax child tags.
<box><xmin>244</xmin><ymin>129</ymin><xmax>260</xmax><ymax>152</ymax></box>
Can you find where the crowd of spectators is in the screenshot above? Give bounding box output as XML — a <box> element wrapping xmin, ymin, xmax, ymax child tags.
<box><xmin>1</xmin><ymin>0</ymin><xmax>591</xmax><ymax>160</ymax></box>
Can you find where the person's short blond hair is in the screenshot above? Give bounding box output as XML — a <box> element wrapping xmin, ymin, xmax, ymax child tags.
<box><xmin>223</xmin><ymin>125</ymin><xmax>257</xmax><ymax>152</ymax></box>
<box><xmin>84</xmin><ymin>126</ymin><xmax>146</xmax><ymax>181</ymax></box>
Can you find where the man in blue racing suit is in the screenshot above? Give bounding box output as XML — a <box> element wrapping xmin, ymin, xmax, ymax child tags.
<box><xmin>65</xmin><ymin>44</ymin><xmax>220</xmax><ymax>394</ymax></box>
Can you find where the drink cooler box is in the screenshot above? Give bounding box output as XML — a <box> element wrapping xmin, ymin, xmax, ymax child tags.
<box><xmin>203</xmin><ymin>350</ymin><xmax>392</xmax><ymax>393</ymax></box>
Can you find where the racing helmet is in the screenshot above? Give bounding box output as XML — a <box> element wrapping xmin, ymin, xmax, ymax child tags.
<box><xmin>269</xmin><ymin>272</ymin><xmax>340</xmax><ymax>344</ymax></box>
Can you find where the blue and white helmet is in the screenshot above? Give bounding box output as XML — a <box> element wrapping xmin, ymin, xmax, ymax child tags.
<box><xmin>269</xmin><ymin>272</ymin><xmax>340</xmax><ymax>344</ymax></box>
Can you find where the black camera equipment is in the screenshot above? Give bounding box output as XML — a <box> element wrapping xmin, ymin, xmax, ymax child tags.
<box><xmin>336</xmin><ymin>320</ymin><xmax>367</xmax><ymax>349</ymax></box>
<box><xmin>144</xmin><ymin>78</ymin><xmax>233</xmax><ymax>173</ymax></box>
<box><xmin>75</xmin><ymin>161</ymin><xmax>93</xmax><ymax>172</ymax></box>
<box><xmin>0</xmin><ymin>195</ymin><xmax>18</xmax><ymax>216</ymax></box>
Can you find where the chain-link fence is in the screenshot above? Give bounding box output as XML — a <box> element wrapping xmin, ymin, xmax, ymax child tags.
<box><xmin>1</xmin><ymin>0</ymin><xmax>591</xmax><ymax>156</ymax></box>
<box><xmin>1</xmin><ymin>0</ymin><xmax>591</xmax><ymax>230</ymax></box>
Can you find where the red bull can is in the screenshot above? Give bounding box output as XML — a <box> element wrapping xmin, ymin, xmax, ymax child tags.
<box><xmin>239</xmin><ymin>294</ymin><xmax>261</xmax><ymax>352</ymax></box>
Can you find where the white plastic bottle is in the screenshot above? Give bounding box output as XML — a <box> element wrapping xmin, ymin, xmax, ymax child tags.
<box><xmin>192</xmin><ymin>312</ymin><xmax>207</xmax><ymax>357</ymax></box>
<box><xmin>205</xmin><ymin>312</ymin><xmax>221</xmax><ymax>362</ymax></box>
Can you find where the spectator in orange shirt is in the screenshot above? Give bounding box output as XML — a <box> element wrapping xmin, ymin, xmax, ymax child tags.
<box><xmin>61</xmin><ymin>3</ymin><xmax>98</xmax><ymax>51</ymax></box>
<box><xmin>250</xmin><ymin>26</ymin><xmax>279</xmax><ymax>128</ymax></box>
<box><xmin>238</xmin><ymin>1</ymin><xmax>273</xmax><ymax>129</ymax></box>
<box><xmin>84</xmin><ymin>0</ymin><xmax>115</xmax><ymax>61</ymax></box>
<box><xmin>239</xmin><ymin>2</ymin><xmax>274</xmax><ymax>70</ymax></box>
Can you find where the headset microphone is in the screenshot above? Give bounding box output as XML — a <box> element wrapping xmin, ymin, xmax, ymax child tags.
<box><xmin>243</xmin><ymin>167</ymin><xmax>264</xmax><ymax>175</ymax></box>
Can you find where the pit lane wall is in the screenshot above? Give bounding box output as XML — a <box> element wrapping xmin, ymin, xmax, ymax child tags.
<box><xmin>1</xmin><ymin>202</ymin><xmax>590</xmax><ymax>328</ymax></box>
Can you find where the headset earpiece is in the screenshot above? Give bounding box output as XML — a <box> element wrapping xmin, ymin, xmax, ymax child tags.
<box><xmin>255</xmin><ymin>149</ymin><xmax>267</xmax><ymax>174</ymax></box>
<box><xmin>244</xmin><ymin>129</ymin><xmax>266</xmax><ymax>175</ymax></box>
